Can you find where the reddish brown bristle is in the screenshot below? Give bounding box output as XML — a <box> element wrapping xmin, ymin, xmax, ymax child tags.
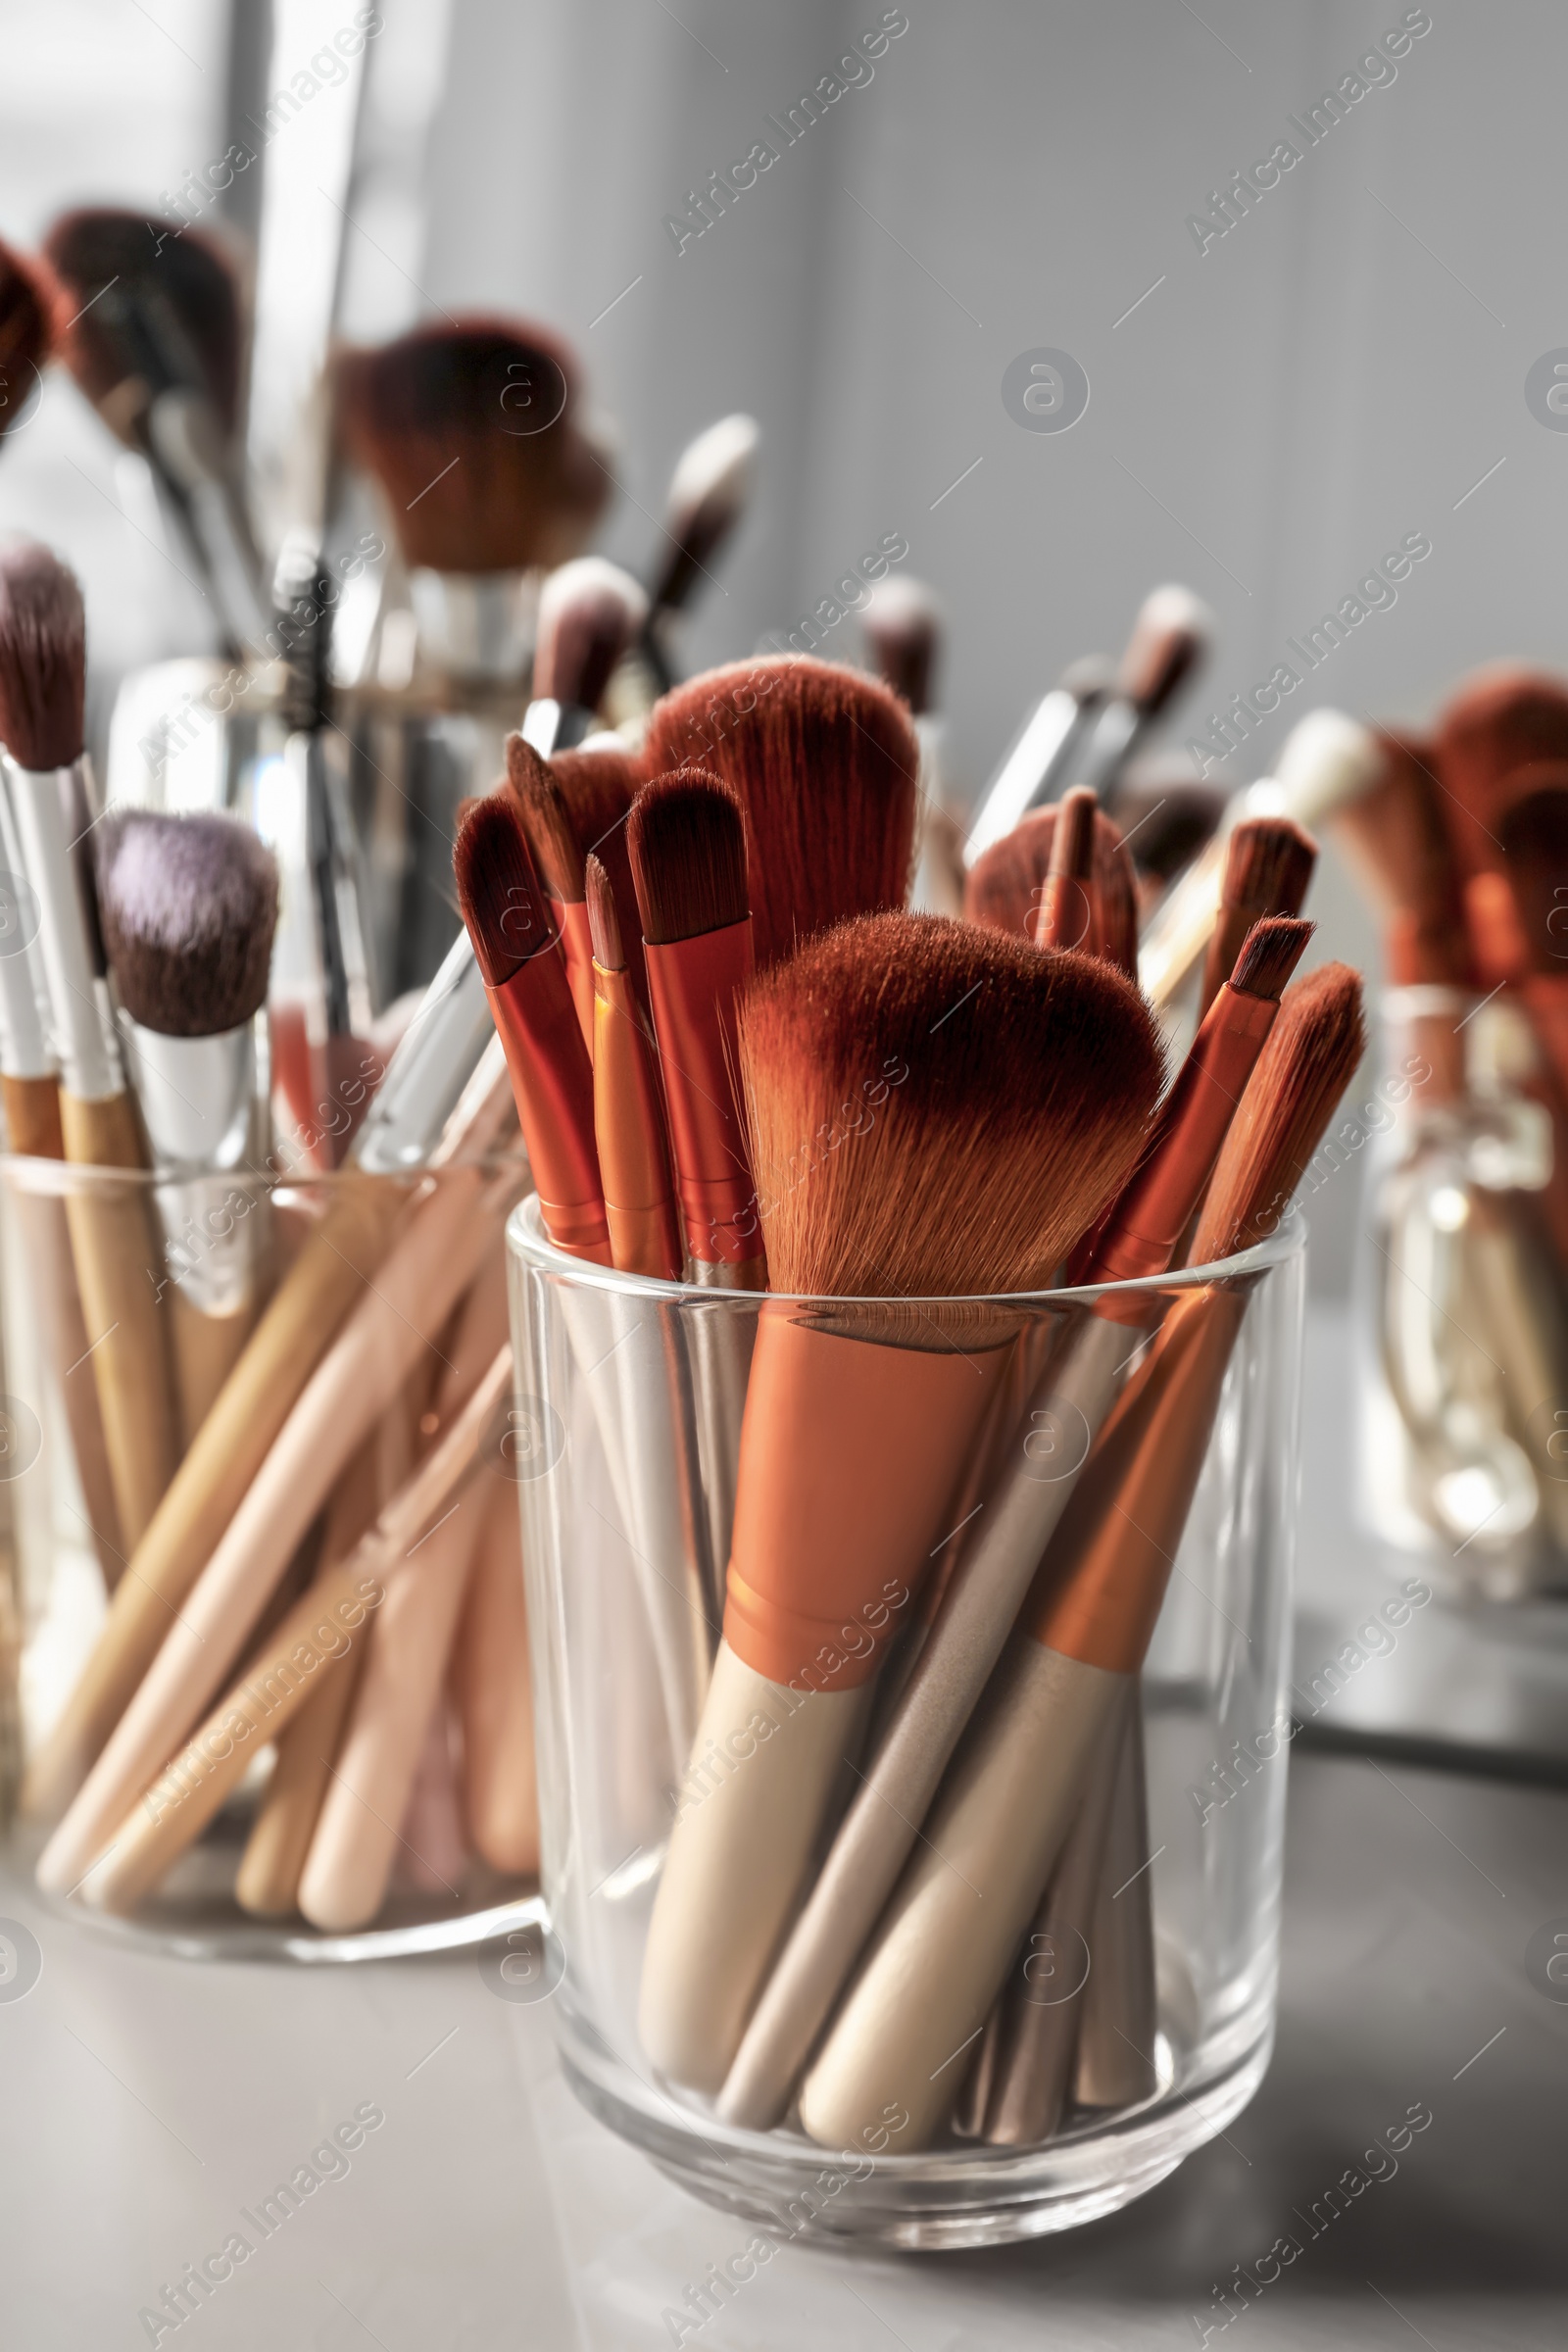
<box><xmin>1033</xmin><ymin>786</ymin><xmax>1098</xmax><ymax>953</ymax></box>
<box><xmin>1093</xmin><ymin>814</ymin><xmax>1139</xmax><ymax>980</ymax></box>
<box><xmin>454</xmin><ymin>793</ymin><xmax>558</xmax><ymax>986</ymax></box>
<box><xmin>628</xmin><ymin>768</ymin><xmax>749</xmax><ymax>946</ymax></box>
<box><xmin>1105</xmin><ymin>761</ymin><xmax>1226</xmax><ymax>886</ymax></box>
<box><xmin>0</xmin><ymin>539</ymin><xmax>85</xmax><ymax>768</ymax></box>
<box><xmin>507</xmin><ymin>735</ymin><xmax>584</xmax><ymax>902</ymax></box>
<box><xmin>336</xmin><ymin>316</ymin><xmax>608</xmax><ymax>574</ymax></box>
<box><xmin>644</xmin><ymin>657</ymin><xmax>918</xmax><ymax>970</ymax></box>
<box><xmin>515</xmin><ymin>739</ymin><xmax>645</xmax><ymax>997</ymax></box>
<box><xmin>1221</xmin><ymin>816</ymin><xmax>1317</xmax><ymax>916</ymax></box>
<box><xmin>0</xmin><ymin>242</ymin><xmax>56</xmax><ymax>435</ymax></box>
<box><xmin>1332</xmin><ymin>732</ymin><xmax>1475</xmax><ymax>987</ymax></box>
<box><xmin>1228</xmin><ymin>914</ymin><xmax>1312</xmax><ymax>1003</ymax></box>
<box><xmin>861</xmin><ymin>578</ymin><xmax>941</xmax><ymax>717</ymax></box>
<box><xmin>964</xmin><ymin>805</ymin><xmax>1139</xmax><ymax>978</ymax></box>
<box><xmin>738</xmin><ymin>912</ymin><xmax>1162</xmax><ymax>1298</ymax></box>
<box><xmin>533</xmin><ymin>558</ymin><xmax>648</xmax><ymax>709</ymax></box>
<box><xmin>1116</xmin><ymin>586</ymin><xmax>1210</xmax><ymax>715</ymax></box>
<box><xmin>44</xmin><ymin>208</ymin><xmax>243</xmax><ymax>438</ymax></box>
<box><xmin>1192</xmin><ymin>963</ymin><xmax>1365</xmax><ymax>1261</ymax></box>
<box><xmin>1436</xmin><ymin>665</ymin><xmax>1568</xmax><ymax>880</ymax></box>
<box><xmin>1496</xmin><ymin>767</ymin><xmax>1568</xmax><ymax>979</ymax></box>
<box><xmin>585</xmin><ymin>853</ymin><xmax>623</xmax><ymax>971</ymax></box>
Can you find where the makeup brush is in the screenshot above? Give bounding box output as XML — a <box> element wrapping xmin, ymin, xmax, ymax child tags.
<box><xmin>962</xmin><ymin>657</ymin><xmax>1114</xmax><ymax>869</ymax></box>
<box><xmin>35</xmin><ymin>1143</ymin><xmax>525</xmax><ymax>1896</ymax></box>
<box><xmin>628</xmin><ymin>768</ymin><xmax>760</xmax><ymax>1586</ymax></box>
<box><xmin>453</xmin><ymin>792</ymin><xmax>609</xmax><ymax>1264</ymax></box>
<box><xmin>641</xmin><ymin>413</ymin><xmax>760</xmax><ymax>693</ymax></box>
<box><xmin>76</xmin><ymin>1344</ymin><xmax>513</xmax><ymax>1916</ymax></box>
<box><xmin>1139</xmin><ymin>708</ymin><xmax>1384</xmax><ymax>1012</ymax></box>
<box><xmin>44</xmin><ymin>209</ymin><xmax>266</xmax><ymax>655</ymax></box>
<box><xmin>19</xmin><ymin>963</ymin><xmax>512</xmax><ymax>1823</ymax></box>
<box><xmin>0</xmin><ymin>238</ymin><xmax>56</xmax><ymax>442</ymax></box>
<box><xmin>1077</xmin><ymin>584</ymin><xmax>1212</xmax><ymax>802</ymax></box>
<box><xmin>451</xmin><ymin>1477</ymin><xmax>538</xmax><ymax>1878</ymax></box>
<box><xmin>587</xmin><ymin>856</ymin><xmax>679</xmax><ymax>1279</ymax></box>
<box><xmin>506</xmin><ymin>732</ymin><xmax>643</xmax><ymax>1046</ymax></box>
<box><xmin>643</xmin><ymin>657</ymin><xmax>919</xmax><ymax>970</ymax></box>
<box><xmin>1435</xmin><ymin>665</ymin><xmax>1568</xmax><ymax>883</ymax></box>
<box><xmin>524</xmin><ymin>557</ymin><xmax>650</xmax><ymax>754</ymax></box>
<box><xmin>1031</xmin><ymin>785</ymin><xmax>1097</xmax><ymax>954</ymax></box>
<box><xmin>0</xmin><ymin>541</ymin><xmax>180</xmax><ymax>1549</ymax></box>
<box><xmin>640</xmin><ymin>912</ymin><xmax>1161</xmax><ymax>2093</ymax></box>
<box><xmin>964</xmin><ymin>804</ymin><xmax>1139</xmax><ymax>979</ymax></box>
<box><xmin>336</xmin><ymin>316</ymin><xmax>610</xmax><ymax>683</ymax></box>
<box><xmin>799</xmin><ymin>959</ymin><xmax>1365</xmax><ymax>2150</ymax></box>
<box><xmin>862</xmin><ymin>577</ymin><xmax>963</xmax><ymax>918</ymax></box>
<box><xmin>95</xmin><ymin>809</ymin><xmax>278</xmax><ymax>1441</ymax></box>
<box><xmin>1194</xmin><ymin>816</ymin><xmax>1317</xmax><ymax>1024</ymax></box>
<box><xmin>1103</xmin><ymin>760</ymin><xmax>1227</xmax><ymax>912</ymax></box>
<box><xmin>716</xmin><ymin>918</ymin><xmax>1305</xmax><ymax>2132</ymax></box>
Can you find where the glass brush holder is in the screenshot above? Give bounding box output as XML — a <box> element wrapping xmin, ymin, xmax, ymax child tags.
<box><xmin>1355</xmin><ymin>986</ymin><xmax>1568</xmax><ymax>1599</ymax></box>
<box><xmin>508</xmin><ymin>1196</ymin><xmax>1306</xmax><ymax>2249</ymax></box>
<box><xmin>0</xmin><ymin>1152</ymin><xmax>543</xmax><ymax>1960</ymax></box>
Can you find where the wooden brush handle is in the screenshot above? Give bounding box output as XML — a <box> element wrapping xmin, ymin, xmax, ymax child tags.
<box><xmin>20</xmin><ymin>1169</ymin><xmax>408</xmax><ymax>1821</ymax></box>
<box><xmin>170</xmin><ymin>1291</ymin><xmax>260</xmax><ymax>1453</ymax></box>
<box><xmin>9</xmin><ymin>1185</ymin><xmax>124</xmax><ymax>1584</ymax></box>
<box><xmin>58</xmin><ymin>1091</ymin><xmax>178</xmax><ymax>1552</ymax></box>
<box><xmin>1</xmin><ymin>1073</ymin><xmax>64</xmax><ymax>1160</ymax></box>
<box><xmin>452</xmin><ymin>1481</ymin><xmax>538</xmax><ymax>1877</ymax></box>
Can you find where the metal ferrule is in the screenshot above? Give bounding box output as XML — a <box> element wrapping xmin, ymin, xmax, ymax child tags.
<box><xmin>409</xmin><ymin>568</ymin><xmax>538</xmax><ymax>685</ymax></box>
<box><xmin>352</xmin><ymin>927</ymin><xmax>496</xmax><ymax>1174</ymax></box>
<box><xmin>122</xmin><ymin>1017</ymin><xmax>255</xmax><ymax>1171</ymax></box>
<box><xmin>518</xmin><ymin>697</ymin><xmax>596</xmax><ymax>759</ymax></box>
<box><xmin>964</xmin><ymin>688</ymin><xmax>1104</xmax><ymax>868</ymax></box>
<box><xmin>0</xmin><ymin>754</ymin><xmax>121</xmax><ymax>1102</ymax></box>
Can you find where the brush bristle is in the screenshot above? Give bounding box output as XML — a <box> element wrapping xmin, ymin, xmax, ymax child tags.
<box><xmin>533</xmin><ymin>557</ymin><xmax>649</xmax><ymax>709</ymax></box>
<box><xmin>628</xmin><ymin>768</ymin><xmax>749</xmax><ymax>945</ymax></box>
<box><xmin>44</xmin><ymin>208</ymin><xmax>243</xmax><ymax>436</ymax></box>
<box><xmin>336</xmin><ymin>316</ymin><xmax>608</xmax><ymax>573</ymax></box>
<box><xmin>1437</xmin><ymin>665</ymin><xmax>1568</xmax><ymax>882</ymax></box>
<box><xmin>1116</xmin><ymin>585</ymin><xmax>1211</xmax><ymax>714</ymax></box>
<box><xmin>1332</xmin><ymin>732</ymin><xmax>1474</xmax><ymax>986</ymax></box>
<box><xmin>653</xmin><ymin>415</ymin><xmax>759</xmax><ymax>614</ymax></box>
<box><xmin>1105</xmin><ymin>762</ymin><xmax>1226</xmax><ymax>884</ymax></box>
<box><xmin>861</xmin><ymin>577</ymin><xmax>941</xmax><ymax>717</ymax></box>
<box><xmin>964</xmin><ymin>804</ymin><xmax>1139</xmax><ymax>975</ymax></box>
<box><xmin>644</xmin><ymin>657</ymin><xmax>918</xmax><ymax>969</ymax></box>
<box><xmin>0</xmin><ymin>242</ymin><xmax>56</xmax><ymax>435</ymax></box>
<box><xmin>1496</xmin><ymin>767</ymin><xmax>1568</xmax><ymax>977</ymax></box>
<box><xmin>585</xmin><ymin>852</ymin><xmax>623</xmax><ymax>970</ymax></box>
<box><xmin>739</xmin><ymin>911</ymin><xmax>1162</xmax><ymax>1298</ymax></box>
<box><xmin>1274</xmin><ymin>709</ymin><xmax>1386</xmax><ymax>829</ymax></box>
<box><xmin>509</xmin><ymin>736</ymin><xmax>645</xmax><ymax>993</ymax></box>
<box><xmin>1228</xmin><ymin>914</ymin><xmax>1312</xmax><ymax>1003</ymax></box>
<box><xmin>1050</xmin><ymin>787</ymin><xmax>1097</xmax><ymax>881</ymax></box>
<box><xmin>454</xmin><ymin>792</ymin><xmax>559</xmax><ymax>986</ymax></box>
<box><xmin>0</xmin><ymin>539</ymin><xmax>85</xmax><ymax>768</ymax></box>
<box><xmin>1222</xmin><ymin>816</ymin><xmax>1317</xmax><ymax>915</ymax></box>
<box><xmin>1033</xmin><ymin>786</ymin><xmax>1098</xmax><ymax>954</ymax></box>
<box><xmin>1192</xmin><ymin>963</ymin><xmax>1365</xmax><ymax>1260</ymax></box>
<box><xmin>507</xmin><ymin>735</ymin><xmax>584</xmax><ymax>901</ymax></box>
<box><xmin>95</xmin><ymin>810</ymin><xmax>277</xmax><ymax>1037</ymax></box>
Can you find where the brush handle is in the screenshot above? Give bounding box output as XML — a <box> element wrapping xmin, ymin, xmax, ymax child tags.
<box><xmin>58</xmin><ymin>1090</ymin><xmax>179</xmax><ymax>1551</ymax></box>
<box><xmin>36</xmin><ymin>1167</ymin><xmax>517</xmax><ymax>1896</ymax></box>
<box><xmin>1</xmin><ymin>1074</ymin><xmax>63</xmax><ymax>1159</ymax></box>
<box><xmin>1071</xmin><ymin>1691</ymin><xmax>1159</xmax><ymax>2111</ymax></box>
<box><xmin>78</xmin><ymin>1347</ymin><xmax>510</xmax><ymax>1915</ymax></box>
<box><xmin>8</xmin><ymin>1181</ymin><xmax>123</xmax><ymax>1585</ymax></box>
<box><xmin>169</xmin><ymin>1291</ymin><xmax>259</xmax><ymax>1452</ymax></box>
<box><xmin>20</xmin><ymin>1169</ymin><xmax>409</xmax><ymax>1821</ymax></box>
<box><xmin>451</xmin><ymin>1481</ymin><xmax>538</xmax><ymax>1877</ymax></box>
<box><xmin>798</xmin><ymin>1642</ymin><xmax>1125</xmax><ymax>2151</ymax></box>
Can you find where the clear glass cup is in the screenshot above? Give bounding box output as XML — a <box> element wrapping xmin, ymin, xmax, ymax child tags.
<box><xmin>1354</xmin><ymin>986</ymin><xmax>1568</xmax><ymax>1600</ymax></box>
<box><xmin>0</xmin><ymin>1153</ymin><xmax>543</xmax><ymax>1960</ymax></box>
<box><xmin>508</xmin><ymin>1195</ymin><xmax>1306</xmax><ymax>2249</ymax></box>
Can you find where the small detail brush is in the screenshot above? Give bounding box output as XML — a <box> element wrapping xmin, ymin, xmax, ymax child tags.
<box><xmin>586</xmin><ymin>854</ymin><xmax>681</xmax><ymax>1280</ymax></box>
<box><xmin>1031</xmin><ymin>785</ymin><xmax>1097</xmax><ymax>954</ymax></box>
<box><xmin>1194</xmin><ymin>815</ymin><xmax>1317</xmax><ymax>1024</ymax></box>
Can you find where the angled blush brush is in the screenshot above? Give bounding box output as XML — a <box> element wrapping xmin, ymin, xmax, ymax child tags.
<box><xmin>507</xmin><ymin>730</ymin><xmax>643</xmax><ymax>1048</ymax></box>
<box><xmin>717</xmin><ymin>918</ymin><xmax>1305</xmax><ymax>2132</ymax></box>
<box><xmin>95</xmin><ymin>809</ymin><xmax>278</xmax><ymax>1441</ymax></box>
<box><xmin>800</xmin><ymin>959</ymin><xmax>1364</xmax><ymax>2150</ymax></box>
<box><xmin>642</xmin><ymin>657</ymin><xmax>919</xmax><ymax>970</ymax></box>
<box><xmin>640</xmin><ymin>913</ymin><xmax>1161</xmax><ymax>2094</ymax></box>
<box><xmin>336</xmin><ymin>316</ymin><xmax>610</xmax><ymax>684</ymax></box>
<box><xmin>0</xmin><ymin>541</ymin><xmax>179</xmax><ymax>1548</ymax></box>
<box><xmin>1194</xmin><ymin>816</ymin><xmax>1317</xmax><ymax>1024</ymax></box>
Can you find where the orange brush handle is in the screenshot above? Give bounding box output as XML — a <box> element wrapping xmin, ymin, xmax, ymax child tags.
<box><xmin>722</xmin><ymin>1305</ymin><xmax>1008</xmax><ymax>1690</ymax></box>
<box><xmin>644</xmin><ymin>919</ymin><xmax>759</xmax><ymax>1265</ymax></box>
<box><xmin>1091</xmin><ymin>983</ymin><xmax>1278</xmax><ymax>1289</ymax></box>
<box><xmin>550</xmin><ymin>896</ymin><xmax>597</xmax><ymax>1053</ymax></box>
<box><xmin>487</xmin><ymin>949</ymin><xmax>612</xmax><ymax>1264</ymax></box>
<box><xmin>592</xmin><ymin>961</ymin><xmax>683</xmax><ymax>1280</ymax></box>
<box><xmin>1027</xmin><ymin>1285</ymin><xmax>1248</xmax><ymax>1673</ymax></box>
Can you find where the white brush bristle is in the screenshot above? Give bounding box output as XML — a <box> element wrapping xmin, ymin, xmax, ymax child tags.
<box><xmin>1275</xmin><ymin>709</ymin><xmax>1385</xmax><ymax>826</ymax></box>
<box><xmin>666</xmin><ymin>414</ymin><xmax>760</xmax><ymax>526</ymax></box>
